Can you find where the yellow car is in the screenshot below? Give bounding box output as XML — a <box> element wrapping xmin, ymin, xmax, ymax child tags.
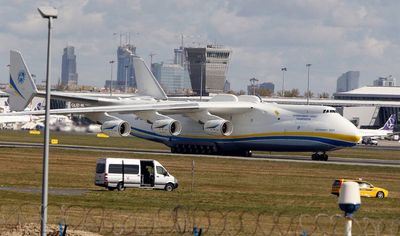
<box><xmin>331</xmin><ymin>179</ymin><xmax>389</xmax><ymax>199</ymax></box>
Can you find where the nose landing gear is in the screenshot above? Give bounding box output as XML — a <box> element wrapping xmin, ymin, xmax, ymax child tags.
<box><xmin>311</xmin><ymin>152</ymin><xmax>328</xmax><ymax>161</ymax></box>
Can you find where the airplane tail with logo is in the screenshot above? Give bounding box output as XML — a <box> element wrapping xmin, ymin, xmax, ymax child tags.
<box><xmin>132</xmin><ymin>55</ymin><xmax>167</xmax><ymax>100</ymax></box>
<box><xmin>7</xmin><ymin>50</ymin><xmax>38</xmax><ymax>111</ymax></box>
<box><xmin>379</xmin><ymin>114</ymin><xmax>396</xmax><ymax>131</ymax></box>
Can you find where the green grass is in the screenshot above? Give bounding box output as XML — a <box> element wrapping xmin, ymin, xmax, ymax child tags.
<box><xmin>0</xmin><ymin>130</ymin><xmax>399</xmax><ymax>234</ymax></box>
<box><xmin>0</xmin><ymin>130</ymin><xmax>167</xmax><ymax>150</ymax></box>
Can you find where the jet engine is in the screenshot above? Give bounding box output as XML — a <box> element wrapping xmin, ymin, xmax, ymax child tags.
<box><xmin>101</xmin><ymin>120</ymin><xmax>131</xmax><ymax>137</ymax></box>
<box><xmin>204</xmin><ymin>120</ymin><xmax>233</xmax><ymax>136</ymax></box>
<box><xmin>151</xmin><ymin>119</ymin><xmax>182</xmax><ymax>136</ymax></box>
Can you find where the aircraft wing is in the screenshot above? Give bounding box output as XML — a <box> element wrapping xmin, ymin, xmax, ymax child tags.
<box><xmin>0</xmin><ymin>101</ymin><xmax>253</xmax><ymax>116</ymax></box>
<box><xmin>36</xmin><ymin>91</ymin><xmax>122</xmax><ymax>105</ymax></box>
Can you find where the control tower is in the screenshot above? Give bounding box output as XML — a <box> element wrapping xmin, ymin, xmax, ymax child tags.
<box><xmin>185</xmin><ymin>45</ymin><xmax>231</xmax><ymax>95</ymax></box>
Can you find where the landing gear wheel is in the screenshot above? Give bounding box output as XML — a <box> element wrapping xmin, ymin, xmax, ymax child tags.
<box><xmin>311</xmin><ymin>153</ymin><xmax>318</xmax><ymax>160</ymax></box>
<box><xmin>165</xmin><ymin>183</ymin><xmax>174</xmax><ymax>192</ymax></box>
<box><xmin>244</xmin><ymin>150</ymin><xmax>252</xmax><ymax>157</ymax></box>
<box><xmin>117</xmin><ymin>182</ymin><xmax>125</xmax><ymax>191</ymax></box>
<box><xmin>311</xmin><ymin>152</ymin><xmax>328</xmax><ymax>161</ymax></box>
<box><xmin>376</xmin><ymin>191</ymin><xmax>384</xmax><ymax>199</ymax></box>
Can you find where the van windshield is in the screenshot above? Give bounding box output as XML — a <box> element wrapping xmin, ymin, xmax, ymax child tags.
<box><xmin>156</xmin><ymin>166</ymin><xmax>168</xmax><ymax>175</ymax></box>
<box><xmin>96</xmin><ymin>163</ymin><xmax>105</xmax><ymax>174</ymax></box>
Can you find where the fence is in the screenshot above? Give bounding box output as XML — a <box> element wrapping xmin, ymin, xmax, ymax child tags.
<box><xmin>0</xmin><ymin>204</ymin><xmax>399</xmax><ymax>235</ymax></box>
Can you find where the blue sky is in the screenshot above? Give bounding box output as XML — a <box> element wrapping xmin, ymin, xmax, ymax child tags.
<box><xmin>1</xmin><ymin>0</ymin><xmax>400</xmax><ymax>94</ymax></box>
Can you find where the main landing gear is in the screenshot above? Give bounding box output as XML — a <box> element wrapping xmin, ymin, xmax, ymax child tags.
<box><xmin>311</xmin><ymin>152</ymin><xmax>328</xmax><ymax>161</ymax></box>
<box><xmin>171</xmin><ymin>144</ymin><xmax>252</xmax><ymax>157</ymax></box>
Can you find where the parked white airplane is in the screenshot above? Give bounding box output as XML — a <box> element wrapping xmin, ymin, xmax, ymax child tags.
<box><xmin>0</xmin><ymin>101</ymin><xmax>41</xmax><ymax>129</ymax></box>
<box><xmin>5</xmin><ymin>50</ymin><xmax>361</xmax><ymax>161</ymax></box>
<box><xmin>358</xmin><ymin>114</ymin><xmax>396</xmax><ymax>139</ymax></box>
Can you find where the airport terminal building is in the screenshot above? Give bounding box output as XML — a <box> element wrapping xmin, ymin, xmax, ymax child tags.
<box><xmin>333</xmin><ymin>86</ymin><xmax>400</xmax><ymax>129</ymax></box>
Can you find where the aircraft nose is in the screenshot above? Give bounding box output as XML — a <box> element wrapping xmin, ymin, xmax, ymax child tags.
<box><xmin>348</xmin><ymin>123</ymin><xmax>362</xmax><ymax>143</ymax></box>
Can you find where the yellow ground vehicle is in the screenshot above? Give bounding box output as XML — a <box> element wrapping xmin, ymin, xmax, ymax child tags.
<box><xmin>331</xmin><ymin>179</ymin><xmax>389</xmax><ymax>199</ymax></box>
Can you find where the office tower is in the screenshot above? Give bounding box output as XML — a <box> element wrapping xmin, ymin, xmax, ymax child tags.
<box><xmin>373</xmin><ymin>75</ymin><xmax>396</xmax><ymax>87</ymax></box>
<box><xmin>185</xmin><ymin>45</ymin><xmax>231</xmax><ymax>95</ymax></box>
<box><xmin>174</xmin><ymin>47</ymin><xmax>184</xmax><ymax>66</ymax></box>
<box><xmin>61</xmin><ymin>46</ymin><xmax>78</xmax><ymax>86</ymax></box>
<box><xmin>259</xmin><ymin>82</ymin><xmax>275</xmax><ymax>93</ymax></box>
<box><xmin>151</xmin><ymin>62</ymin><xmax>191</xmax><ymax>95</ymax></box>
<box><xmin>117</xmin><ymin>44</ymin><xmax>136</xmax><ymax>89</ymax></box>
<box><xmin>336</xmin><ymin>71</ymin><xmax>360</xmax><ymax>92</ymax></box>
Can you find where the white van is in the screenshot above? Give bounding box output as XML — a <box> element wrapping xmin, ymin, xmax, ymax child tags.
<box><xmin>95</xmin><ymin>158</ymin><xmax>178</xmax><ymax>191</ymax></box>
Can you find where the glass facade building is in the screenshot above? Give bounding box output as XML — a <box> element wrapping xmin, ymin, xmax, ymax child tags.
<box><xmin>117</xmin><ymin>44</ymin><xmax>136</xmax><ymax>89</ymax></box>
<box><xmin>152</xmin><ymin>62</ymin><xmax>191</xmax><ymax>95</ymax></box>
<box><xmin>61</xmin><ymin>46</ymin><xmax>78</xmax><ymax>86</ymax></box>
<box><xmin>336</xmin><ymin>71</ymin><xmax>360</xmax><ymax>92</ymax></box>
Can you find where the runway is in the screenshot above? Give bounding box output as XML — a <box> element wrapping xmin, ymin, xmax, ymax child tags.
<box><xmin>0</xmin><ymin>141</ymin><xmax>399</xmax><ymax>168</ymax></box>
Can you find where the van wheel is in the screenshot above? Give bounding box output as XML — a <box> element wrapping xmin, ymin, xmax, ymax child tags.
<box><xmin>376</xmin><ymin>191</ymin><xmax>384</xmax><ymax>199</ymax></box>
<box><xmin>165</xmin><ymin>183</ymin><xmax>174</xmax><ymax>192</ymax></box>
<box><xmin>117</xmin><ymin>182</ymin><xmax>125</xmax><ymax>191</ymax></box>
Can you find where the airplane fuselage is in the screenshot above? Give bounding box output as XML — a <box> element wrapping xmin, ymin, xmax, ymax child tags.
<box><xmin>114</xmin><ymin>101</ymin><xmax>360</xmax><ymax>154</ymax></box>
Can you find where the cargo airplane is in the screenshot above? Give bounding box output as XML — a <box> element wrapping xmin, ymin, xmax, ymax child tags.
<box><xmin>6</xmin><ymin>50</ymin><xmax>361</xmax><ymax>161</ymax></box>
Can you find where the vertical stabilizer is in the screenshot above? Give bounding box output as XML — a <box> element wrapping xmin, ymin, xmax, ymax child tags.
<box><xmin>132</xmin><ymin>56</ymin><xmax>167</xmax><ymax>100</ymax></box>
<box><xmin>8</xmin><ymin>50</ymin><xmax>38</xmax><ymax>111</ymax></box>
<box><xmin>379</xmin><ymin>114</ymin><xmax>396</xmax><ymax>131</ymax></box>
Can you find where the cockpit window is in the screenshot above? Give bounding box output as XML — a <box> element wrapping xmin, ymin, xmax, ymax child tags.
<box><xmin>323</xmin><ymin>109</ymin><xmax>336</xmax><ymax>113</ymax></box>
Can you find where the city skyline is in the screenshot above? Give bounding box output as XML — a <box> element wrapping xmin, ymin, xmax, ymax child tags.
<box><xmin>1</xmin><ymin>1</ymin><xmax>400</xmax><ymax>94</ymax></box>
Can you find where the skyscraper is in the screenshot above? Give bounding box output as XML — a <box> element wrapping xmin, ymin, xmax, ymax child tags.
<box><xmin>185</xmin><ymin>44</ymin><xmax>231</xmax><ymax>95</ymax></box>
<box><xmin>117</xmin><ymin>44</ymin><xmax>136</xmax><ymax>90</ymax></box>
<box><xmin>151</xmin><ymin>47</ymin><xmax>191</xmax><ymax>95</ymax></box>
<box><xmin>174</xmin><ymin>47</ymin><xmax>184</xmax><ymax>66</ymax></box>
<box><xmin>152</xmin><ymin>62</ymin><xmax>191</xmax><ymax>95</ymax></box>
<box><xmin>336</xmin><ymin>71</ymin><xmax>360</xmax><ymax>92</ymax></box>
<box><xmin>61</xmin><ymin>46</ymin><xmax>78</xmax><ymax>86</ymax></box>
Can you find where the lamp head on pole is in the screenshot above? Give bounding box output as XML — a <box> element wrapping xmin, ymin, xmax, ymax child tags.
<box><xmin>281</xmin><ymin>67</ymin><xmax>287</xmax><ymax>71</ymax></box>
<box><xmin>38</xmin><ymin>6</ymin><xmax>58</xmax><ymax>19</ymax></box>
<box><xmin>306</xmin><ymin>63</ymin><xmax>312</xmax><ymax>67</ymax></box>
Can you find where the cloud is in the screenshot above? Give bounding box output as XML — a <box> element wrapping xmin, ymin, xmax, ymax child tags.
<box><xmin>209</xmin><ymin>8</ymin><xmax>264</xmax><ymax>35</ymax></box>
<box><xmin>2</xmin><ymin>0</ymin><xmax>400</xmax><ymax>93</ymax></box>
<box><xmin>361</xmin><ymin>37</ymin><xmax>390</xmax><ymax>58</ymax></box>
<box><xmin>7</xmin><ymin>13</ymin><xmax>44</xmax><ymax>35</ymax></box>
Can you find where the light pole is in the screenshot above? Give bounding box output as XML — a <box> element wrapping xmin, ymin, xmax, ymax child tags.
<box><xmin>109</xmin><ymin>60</ymin><xmax>115</xmax><ymax>96</ymax></box>
<box><xmin>124</xmin><ymin>65</ymin><xmax>128</xmax><ymax>93</ymax></box>
<box><xmin>200</xmin><ymin>62</ymin><xmax>203</xmax><ymax>101</ymax></box>
<box><xmin>38</xmin><ymin>6</ymin><xmax>57</xmax><ymax>236</ymax></box>
<box><xmin>306</xmin><ymin>63</ymin><xmax>312</xmax><ymax>105</ymax></box>
<box><xmin>281</xmin><ymin>67</ymin><xmax>287</xmax><ymax>97</ymax></box>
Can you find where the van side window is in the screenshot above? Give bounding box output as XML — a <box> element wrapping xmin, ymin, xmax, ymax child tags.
<box><xmin>125</xmin><ymin>165</ymin><xmax>139</xmax><ymax>174</ymax></box>
<box><xmin>156</xmin><ymin>166</ymin><xmax>168</xmax><ymax>175</ymax></box>
<box><xmin>109</xmin><ymin>164</ymin><xmax>139</xmax><ymax>174</ymax></box>
<box><xmin>96</xmin><ymin>163</ymin><xmax>105</xmax><ymax>174</ymax></box>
